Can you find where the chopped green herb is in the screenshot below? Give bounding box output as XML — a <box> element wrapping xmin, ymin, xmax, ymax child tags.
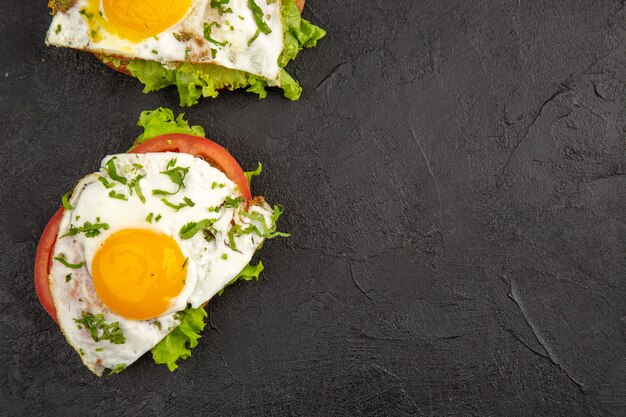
<box><xmin>155</xmin><ymin>214</ymin><xmax>162</xmax><ymax>222</ymax></box>
<box><xmin>61</xmin><ymin>191</ymin><xmax>73</xmax><ymax>210</ymax></box>
<box><xmin>128</xmin><ymin>174</ymin><xmax>146</xmax><ymax>203</ymax></box>
<box><xmin>153</xmin><ymin>165</ymin><xmax>189</xmax><ymax>195</ymax></box>
<box><xmin>182</xmin><ymin>257</ymin><xmax>189</xmax><ymax>270</ymax></box>
<box><xmin>154</xmin><ymin>321</ymin><xmax>162</xmax><ymax>330</ymax></box>
<box><xmin>54</xmin><ymin>254</ymin><xmax>85</xmax><ymax>269</ymax></box>
<box><xmin>79</xmin><ymin>8</ymin><xmax>93</xmax><ymax>19</ymax></box>
<box><xmin>106</xmin><ymin>158</ymin><xmax>127</xmax><ymax>185</ymax></box>
<box><xmin>55</xmin><ymin>24</ymin><xmax>62</xmax><ymax>34</ymax></box>
<box><xmin>62</xmin><ymin>220</ymin><xmax>110</xmax><ymax>238</ymax></box>
<box><xmin>203</xmin><ymin>22</ymin><xmax>228</xmax><ymax>46</ymax></box>
<box><xmin>244</xmin><ymin>162</ymin><xmax>262</xmax><ymax>184</ymax></box>
<box><xmin>95</xmin><ymin>348</ymin><xmax>103</xmax><ymax>352</ymax></box>
<box><xmin>146</xmin><ymin>213</ymin><xmax>154</xmax><ymax>223</ymax></box>
<box><xmin>240</xmin><ymin>205</ymin><xmax>289</xmax><ymax>239</ymax></box>
<box><xmin>161</xmin><ymin>197</ymin><xmax>195</xmax><ymax>211</ymax></box>
<box><xmin>65</xmin><ymin>273</ymin><xmax>72</xmax><ymax>282</ymax></box>
<box><xmin>210</xmin><ymin>0</ymin><xmax>232</xmax><ymax>15</ymax></box>
<box><xmin>152</xmin><ymin>50</ymin><xmax>158</xmax><ymax>55</ymax></box>
<box><xmin>74</xmin><ymin>311</ymin><xmax>126</xmax><ymax>344</ymax></box>
<box><xmin>108</xmin><ymin>190</ymin><xmax>127</xmax><ymax>200</ymax></box>
<box><xmin>227</xmin><ymin>227</ymin><xmax>237</xmax><ymax>251</ymax></box>
<box><xmin>221</xmin><ymin>253</ymin><xmax>228</xmax><ymax>260</ymax></box>
<box><xmin>247</xmin><ymin>28</ymin><xmax>261</xmax><ymax>46</ymax></box>
<box><xmin>179</xmin><ymin>219</ymin><xmax>216</xmax><ymax>239</ymax></box>
<box><xmin>224</xmin><ymin>196</ymin><xmax>243</xmax><ymax>208</ymax></box>
<box><xmin>248</xmin><ymin>0</ymin><xmax>272</xmax><ymax>35</ymax></box>
<box><xmin>98</xmin><ymin>176</ymin><xmax>115</xmax><ymax>189</ymax></box>
<box><xmin>173</xmin><ymin>32</ymin><xmax>181</xmax><ymax>41</ymax></box>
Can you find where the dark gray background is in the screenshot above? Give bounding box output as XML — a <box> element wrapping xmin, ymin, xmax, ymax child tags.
<box><xmin>1</xmin><ymin>0</ymin><xmax>625</xmax><ymax>416</ymax></box>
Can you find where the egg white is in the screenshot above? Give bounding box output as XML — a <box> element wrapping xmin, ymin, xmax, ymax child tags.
<box><xmin>45</xmin><ymin>0</ymin><xmax>284</xmax><ymax>84</ymax></box>
<box><xmin>49</xmin><ymin>152</ymin><xmax>272</xmax><ymax>375</ymax></box>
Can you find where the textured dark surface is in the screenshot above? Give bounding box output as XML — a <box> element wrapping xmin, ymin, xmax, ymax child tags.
<box><xmin>1</xmin><ymin>1</ymin><xmax>625</xmax><ymax>416</ymax></box>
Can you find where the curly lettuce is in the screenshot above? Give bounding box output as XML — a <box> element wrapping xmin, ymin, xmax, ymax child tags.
<box><xmin>218</xmin><ymin>262</ymin><xmax>265</xmax><ymax>296</ymax></box>
<box><xmin>105</xmin><ymin>0</ymin><xmax>325</xmax><ymax>106</ymax></box>
<box><xmin>135</xmin><ymin>107</ymin><xmax>205</xmax><ymax>145</ymax></box>
<box><xmin>151</xmin><ymin>306</ymin><xmax>208</xmax><ymax>371</ymax></box>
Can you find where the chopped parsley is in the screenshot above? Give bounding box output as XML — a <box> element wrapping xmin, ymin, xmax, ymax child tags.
<box><xmin>224</xmin><ymin>196</ymin><xmax>243</xmax><ymax>208</ymax></box>
<box><xmin>155</xmin><ymin>214</ymin><xmax>162</xmax><ymax>222</ymax></box>
<box><xmin>128</xmin><ymin>174</ymin><xmax>146</xmax><ymax>203</ymax></box>
<box><xmin>180</xmin><ymin>219</ymin><xmax>216</xmax><ymax>239</ymax></box>
<box><xmin>65</xmin><ymin>273</ymin><xmax>72</xmax><ymax>282</ymax></box>
<box><xmin>54</xmin><ymin>254</ymin><xmax>85</xmax><ymax>269</ymax></box>
<box><xmin>74</xmin><ymin>312</ymin><xmax>126</xmax><ymax>344</ymax></box>
<box><xmin>108</xmin><ymin>190</ymin><xmax>127</xmax><ymax>200</ymax></box>
<box><xmin>227</xmin><ymin>227</ymin><xmax>238</xmax><ymax>251</ymax></box>
<box><xmin>153</xmin><ymin>162</ymin><xmax>189</xmax><ymax>195</ymax></box>
<box><xmin>248</xmin><ymin>0</ymin><xmax>272</xmax><ymax>35</ymax></box>
<box><xmin>210</xmin><ymin>0</ymin><xmax>232</xmax><ymax>15</ymax></box>
<box><xmin>247</xmin><ymin>29</ymin><xmax>261</xmax><ymax>46</ymax></box>
<box><xmin>105</xmin><ymin>158</ymin><xmax>127</xmax><ymax>185</ymax></box>
<box><xmin>61</xmin><ymin>191</ymin><xmax>73</xmax><ymax>210</ymax></box>
<box><xmin>161</xmin><ymin>197</ymin><xmax>195</xmax><ymax>211</ymax></box>
<box><xmin>203</xmin><ymin>22</ymin><xmax>228</xmax><ymax>47</ymax></box>
<box><xmin>244</xmin><ymin>162</ymin><xmax>262</xmax><ymax>184</ymax></box>
<box><xmin>55</xmin><ymin>24</ymin><xmax>62</xmax><ymax>34</ymax></box>
<box><xmin>62</xmin><ymin>219</ymin><xmax>110</xmax><ymax>238</ymax></box>
<box><xmin>98</xmin><ymin>176</ymin><xmax>115</xmax><ymax>189</ymax></box>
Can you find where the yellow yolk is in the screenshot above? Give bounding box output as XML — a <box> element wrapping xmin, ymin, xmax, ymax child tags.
<box><xmin>92</xmin><ymin>229</ymin><xmax>187</xmax><ymax>320</ymax></box>
<box><xmin>84</xmin><ymin>0</ymin><xmax>192</xmax><ymax>43</ymax></box>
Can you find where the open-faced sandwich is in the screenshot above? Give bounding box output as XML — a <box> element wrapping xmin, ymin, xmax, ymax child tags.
<box><xmin>35</xmin><ymin>108</ymin><xmax>287</xmax><ymax>375</ymax></box>
<box><xmin>45</xmin><ymin>0</ymin><xmax>325</xmax><ymax>105</ymax></box>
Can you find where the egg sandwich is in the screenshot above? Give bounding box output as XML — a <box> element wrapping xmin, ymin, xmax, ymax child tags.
<box><xmin>46</xmin><ymin>0</ymin><xmax>325</xmax><ymax>105</ymax></box>
<box><xmin>35</xmin><ymin>108</ymin><xmax>287</xmax><ymax>375</ymax></box>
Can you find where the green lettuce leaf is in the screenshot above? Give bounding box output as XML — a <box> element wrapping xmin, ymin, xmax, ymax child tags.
<box><xmin>218</xmin><ymin>262</ymin><xmax>265</xmax><ymax>296</ymax></box>
<box><xmin>151</xmin><ymin>306</ymin><xmax>207</xmax><ymax>371</ymax></box>
<box><xmin>113</xmin><ymin>0</ymin><xmax>325</xmax><ymax>106</ymax></box>
<box><xmin>279</xmin><ymin>0</ymin><xmax>327</xmax><ymax>67</ymax></box>
<box><xmin>135</xmin><ymin>107</ymin><xmax>205</xmax><ymax>146</ymax></box>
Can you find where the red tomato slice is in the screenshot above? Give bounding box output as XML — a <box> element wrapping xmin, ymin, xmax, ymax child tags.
<box><xmin>34</xmin><ymin>207</ymin><xmax>63</xmax><ymax>322</ymax></box>
<box><xmin>130</xmin><ymin>134</ymin><xmax>251</xmax><ymax>203</ymax></box>
<box><xmin>35</xmin><ymin>133</ymin><xmax>252</xmax><ymax>321</ymax></box>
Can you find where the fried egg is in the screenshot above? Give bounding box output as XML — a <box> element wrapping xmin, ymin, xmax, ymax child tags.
<box><xmin>46</xmin><ymin>0</ymin><xmax>284</xmax><ymax>83</ymax></box>
<box><xmin>49</xmin><ymin>152</ymin><xmax>272</xmax><ymax>375</ymax></box>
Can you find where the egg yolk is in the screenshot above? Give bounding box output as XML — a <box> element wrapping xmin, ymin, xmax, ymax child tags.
<box><xmin>87</xmin><ymin>0</ymin><xmax>192</xmax><ymax>43</ymax></box>
<box><xmin>92</xmin><ymin>229</ymin><xmax>187</xmax><ymax>320</ymax></box>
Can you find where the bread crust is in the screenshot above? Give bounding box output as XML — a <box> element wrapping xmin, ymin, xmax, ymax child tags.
<box><xmin>92</xmin><ymin>0</ymin><xmax>306</xmax><ymax>76</ymax></box>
